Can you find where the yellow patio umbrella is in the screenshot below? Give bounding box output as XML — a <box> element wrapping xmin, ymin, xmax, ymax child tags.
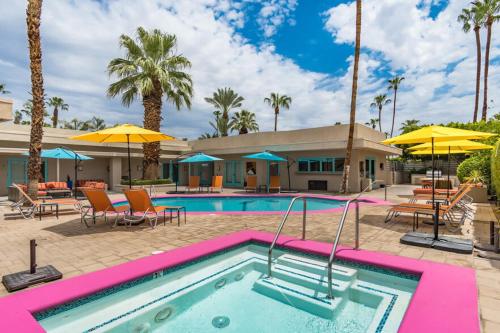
<box><xmin>408</xmin><ymin>139</ymin><xmax>493</xmax><ymax>151</ymax></box>
<box><xmin>382</xmin><ymin>125</ymin><xmax>495</xmax><ymax>244</ymax></box>
<box><xmin>70</xmin><ymin>124</ymin><xmax>175</xmax><ymax>188</ymax></box>
<box><xmin>409</xmin><ymin>149</ymin><xmax>471</xmax><ymax>155</ymax></box>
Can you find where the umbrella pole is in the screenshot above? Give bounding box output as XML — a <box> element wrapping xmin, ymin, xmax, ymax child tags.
<box><xmin>447</xmin><ymin>145</ymin><xmax>451</xmax><ymax>199</ymax></box>
<box><xmin>432</xmin><ymin>137</ymin><xmax>440</xmax><ymax>241</ymax></box>
<box><xmin>74</xmin><ymin>155</ymin><xmax>77</xmax><ymax>198</ymax></box>
<box><xmin>57</xmin><ymin>159</ymin><xmax>60</xmax><ymax>182</ymax></box>
<box><xmin>127</xmin><ymin>134</ymin><xmax>132</xmax><ymax>189</ymax></box>
<box><xmin>287</xmin><ymin>156</ymin><xmax>291</xmax><ymax>191</ymax></box>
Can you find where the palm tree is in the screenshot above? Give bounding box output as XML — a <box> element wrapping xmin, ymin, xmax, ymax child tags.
<box><xmin>263</xmin><ymin>93</ymin><xmax>292</xmax><ymax>132</ymax></box>
<box><xmin>370</xmin><ymin>94</ymin><xmax>391</xmax><ymax>132</ymax></box>
<box><xmin>458</xmin><ymin>7</ymin><xmax>483</xmax><ymax>122</ymax></box>
<box><xmin>26</xmin><ymin>0</ymin><xmax>45</xmax><ymax>198</ymax></box>
<box><xmin>473</xmin><ymin>0</ymin><xmax>499</xmax><ymax>121</ymax></box>
<box><xmin>387</xmin><ymin>76</ymin><xmax>404</xmax><ymax>137</ymax></box>
<box><xmin>47</xmin><ymin>96</ymin><xmax>68</xmax><ymax>128</ymax></box>
<box><xmin>400</xmin><ymin>119</ymin><xmax>421</xmax><ymax>134</ymax></box>
<box><xmin>108</xmin><ymin>27</ymin><xmax>193</xmax><ymax>180</ymax></box>
<box><xmin>198</xmin><ymin>132</ymin><xmax>218</xmax><ymax>140</ymax></box>
<box><xmin>13</xmin><ymin>111</ymin><xmax>23</xmax><ymax>124</ymax></box>
<box><xmin>204</xmin><ymin>88</ymin><xmax>244</xmax><ymax>136</ymax></box>
<box><xmin>365</xmin><ymin>118</ymin><xmax>379</xmax><ymax>129</ymax></box>
<box><xmin>88</xmin><ymin>116</ymin><xmax>106</xmax><ymax>130</ymax></box>
<box><xmin>64</xmin><ymin>118</ymin><xmax>89</xmax><ymax>130</ymax></box>
<box><xmin>229</xmin><ymin>109</ymin><xmax>259</xmax><ymax>134</ymax></box>
<box><xmin>341</xmin><ymin>0</ymin><xmax>362</xmax><ymax>194</ymax></box>
<box><xmin>0</xmin><ymin>84</ymin><xmax>10</xmax><ymax>94</ymax></box>
<box><xmin>212</xmin><ymin>110</ymin><xmax>222</xmax><ymax>136</ymax></box>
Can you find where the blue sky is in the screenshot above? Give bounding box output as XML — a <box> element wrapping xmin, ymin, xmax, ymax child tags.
<box><xmin>0</xmin><ymin>0</ymin><xmax>498</xmax><ymax>139</ymax></box>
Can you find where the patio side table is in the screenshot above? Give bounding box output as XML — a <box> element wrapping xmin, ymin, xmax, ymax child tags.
<box><xmin>37</xmin><ymin>202</ymin><xmax>59</xmax><ymax>221</ymax></box>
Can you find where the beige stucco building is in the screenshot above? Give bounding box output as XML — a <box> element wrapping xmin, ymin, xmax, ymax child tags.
<box><xmin>0</xmin><ymin>106</ymin><xmax>400</xmax><ymax>196</ymax></box>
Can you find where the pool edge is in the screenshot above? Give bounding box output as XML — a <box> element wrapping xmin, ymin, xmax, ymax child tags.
<box><xmin>0</xmin><ymin>230</ymin><xmax>479</xmax><ymax>333</ymax></box>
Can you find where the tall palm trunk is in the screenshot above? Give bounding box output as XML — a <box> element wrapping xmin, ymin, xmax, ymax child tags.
<box><xmin>222</xmin><ymin>111</ymin><xmax>229</xmax><ymax>136</ymax></box>
<box><xmin>482</xmin><ymin>20</ymin><xmax>492</xmax><ymax>121</ymax></box>
<box><xmin>341</xmin><ymin>0</ymin><xmax>361</xmax><ymax>194</ymax></box>
<box><xmin>52</xmin><ymin>105</ymin><xmax>59</xmax><ymax>128</ymax></box>
<box><xmin>378</xmin><ymin>106</ymin><xmax>382</xmax><ymax>132</ymax></box>
<box><xmin>390</xmin><ymin>88</ymin><xmax>397</xmax><ymax>137</ymax></box>
<box><xmin>473</xmin><ymin>26</ymin><xmax>481</xmax><ymax>123</ymax></box>
<box><xmin>274</xmin><ymin>106</ymin><xmax>279</xmax><ymax>131</ymax></box>
<box><xmin>26</xmin><ymin>0</ymin><xmax>45</xmax><ymax>199</ymax></box>
<box><xmin>142</xmin><ymin>82</ymin><xmax>162</xmax><ymax>180</ymax></box>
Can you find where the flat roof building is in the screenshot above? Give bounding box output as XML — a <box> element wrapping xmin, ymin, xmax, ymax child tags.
<box><xmin>0</xmin><ymin>120</ymin><xmax>400</xmax><ymax>196</ymax></box>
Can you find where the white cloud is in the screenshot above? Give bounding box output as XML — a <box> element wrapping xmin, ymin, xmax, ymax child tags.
<box><xmin>324</xmin><ymin>0</ymin><xmax>500</xmax><ymax>131</ymax></box>
<box><xmin>0</xmin><ymin>0</ymin><xmax>347</xmax><ymax>139</ymax></box>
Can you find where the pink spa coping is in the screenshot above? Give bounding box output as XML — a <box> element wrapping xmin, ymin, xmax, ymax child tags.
<box><xmin>0</xmin><ymin>230</ymin><xmax>479</xmax><ymax>333</ymax></box>
<box><xmin>111</xmin><ymin>193</ymin><xmax>393</xmax><ymax>215</ymax></box>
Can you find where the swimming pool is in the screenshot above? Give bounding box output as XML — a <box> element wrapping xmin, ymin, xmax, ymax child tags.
<box><xmin>0</xmin><ymin>231</ymin><xmax>480</xmax><ymax>333</ymax></box>
<box><xmin>36</xmin><ymin>243</ymin><xmax>418</xmax><ymax>333</ymax></box>
<box><xmin>114</xmin><ymin>195</ymin><xmax>351</xmax><ymax>214</ymax></box>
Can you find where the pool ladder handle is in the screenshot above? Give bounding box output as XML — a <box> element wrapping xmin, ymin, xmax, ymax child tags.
<box><xmin>267</xmin><ymin>195</ymin><xmax>307</xmax><ymax>278</ymax></box>
<box><xmin>326</xmin><ymin>180</ymin><xmax>383</xmax><ymax>299</ymax></box>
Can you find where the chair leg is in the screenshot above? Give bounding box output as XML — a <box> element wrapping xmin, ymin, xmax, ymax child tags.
<box><xmin>384</xmin><ymin>210</ymin><xmax>394</xmax><ymax>223</ymax></box>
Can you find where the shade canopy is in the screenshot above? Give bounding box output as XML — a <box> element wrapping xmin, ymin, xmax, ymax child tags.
<box><xmin>410</xmin><ymin>149</ymin><xmax>471</xmax><ymax>155</ymax></box>
<box><xmin>243</xmin><ymin>151</ymin><xmax>287</xmax><ymax>162</ymax></box>
<box><xmin>382</xmin><ymin>125</ymin><xmax>495</xmax><ymax>145</ymax></box>
<box><xmin>23</xmin><ymin>147</ymin><xmax>92</xmax><ymax>160</ymax></box>
<box><xmin>408</xmin><ymin>139</ymin><xmax>493</xmax><ymax>151</ymax></box>
<box><xmin>179</xmin><ymin>153</ymin><xmax>223</xmax><ymax>163</ymax></box>
<box><xmin>70</xmin><ymin>124</ymin><xmax>175</xmax><ymax>143</ymax></box>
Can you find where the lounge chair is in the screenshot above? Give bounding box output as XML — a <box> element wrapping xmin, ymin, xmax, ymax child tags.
<box><xmin>385</xmin><ymin>185</ymin><xmax>473</xmax><ymax>231</ymax></box>
<box><xmin>123</xmin><ymin>189</ymin><xmax>186</xmax><ymax>228</ymax></box>
<box><xmin>269</xmin><ymin>176</ymin><xmax>281</xmax><ymax>193</ymax></box>
<box><xmin>210</xmin><ymin>175</ymin><xmax>223</xmax><ymax>193</ymax></box>
<box><xmin>245</xmin><ymin>175</ymin><xmax>257</xmax><ymax>192</ymax></box>
<box><xmin>186</xmin><ymin>176</ymin><xmax>200</xmax><ymax>192</ymax></box>
<box><xmin>81</xmin><ymin>189</ymin><xmax>130</xmax><ymax>228</ymax></box>
<box><xmin>11</xmin><ymin>184</ymin><xmax>80</xmax><ymax>220</ymax></box>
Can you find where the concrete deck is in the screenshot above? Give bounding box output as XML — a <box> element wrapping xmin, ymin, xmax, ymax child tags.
<box><xmin>0</xmin><ymin>185</ymin><xmax>499</xmax><ymax>332</ymax></box>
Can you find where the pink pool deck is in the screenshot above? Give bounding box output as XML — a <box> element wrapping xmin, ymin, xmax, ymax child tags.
<box><xmin>112</xmin><ymin>193</ymin><xmax>392</xmax><ymax>215</ymax></box>
<box><xmin>0</xmin><ymin>230</ymin><xmax>479</xmax><ymax>333</ymax></box>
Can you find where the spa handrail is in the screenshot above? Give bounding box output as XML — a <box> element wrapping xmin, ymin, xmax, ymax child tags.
<box><xmin>327</xmin><ymin>180</ymin><xmax>383</xmax><ymax>299</ymax></box>
<box><xmin>267</xmin><ymin>195</ymin><xmax>307</xmax><ymax>277</ymax></box>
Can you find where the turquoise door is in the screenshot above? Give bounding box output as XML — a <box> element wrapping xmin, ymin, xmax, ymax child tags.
<box><xmin>224</xmin><ymin>160</ymin><xmax>242</xmax><ymax>187</ymax></box>
<box><xmin>7</xmin><ymin>157</ymin><xmax>48</xmax><ymax>187</ymax></box>
<box><xmin>190</xmin><ymin>163</ymin><xmax>213</xmax><ymax>185</ymax></box>
<box><xmin>365</xmin><ymin>157</ymin><xmax>376</xmax><ymax>181</ymax></box>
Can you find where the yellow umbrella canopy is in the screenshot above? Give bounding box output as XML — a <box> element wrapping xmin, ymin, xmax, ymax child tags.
<box><xmin>70</xmin><ymin>123</ymin><xmax>174</xmax><ymax>143</ymax></box>
<box><xmin>410</xmin><ymin>149</ymin><xmax>471</xmax><ymax>155</ymax></box>
<box><xmin>408</xmin><ymin>139</ymin><xmax>493</xmax><ymax>151</ymax></box>
<box><xmin>70</xmin><ymin>124</ymin><xmax>175</xmax><ymax>188</ymax></box>
<box><xmin>382</xmin><ymin>125</ymin><xmax>495</xmax><ymax>145</ymax></box>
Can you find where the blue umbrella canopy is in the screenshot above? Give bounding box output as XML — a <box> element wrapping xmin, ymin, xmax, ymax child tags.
<box><xmin>179</xmin><ymin>153</ymin><xmax>223</xmax><ymax>163</ymax></box>
<box><xmin>24</xmin><ymin>147</ymin><xmax>92</xmax><ymax>160</ymax></box>
<box><xmin>243</xmin><ymin>151</ymin><xmax>286</xmax><ymax>162</ymax></box>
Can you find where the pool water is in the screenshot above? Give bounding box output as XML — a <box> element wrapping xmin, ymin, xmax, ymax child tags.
<box><xmin>115</xmin><ymin>196</ymin><xmax>345</xmax><ymax>213</ymax></box>
<box><xmin>37</xmin><ymin>244</ymin><xmax>418</xmax><ymax>333</ymax></box>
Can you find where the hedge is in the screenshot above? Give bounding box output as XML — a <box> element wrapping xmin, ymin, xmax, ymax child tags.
<box><xmin>491</xmin><ymin>140</ymin><xmax>500</xmax><ymax>195</ymax></box>
<box><xmin>120</xmin><ymin>178</ymin><xmax>172</xmax><ymax>186</ymax></box>
<box><xmin>457</xmin><ymin>154</ymin><xmax>491</xmax><ymax>185</ymax></box>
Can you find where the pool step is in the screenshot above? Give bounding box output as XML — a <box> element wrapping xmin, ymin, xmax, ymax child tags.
<box><xmin>253</xmin><ymin>276</ymin><xmax>342</xmax><ymax>319</ymax></box>
<box><xmin>276</xmin><ymin>254</ymin><xmax>357</xmax><ymax>282</ymax></box>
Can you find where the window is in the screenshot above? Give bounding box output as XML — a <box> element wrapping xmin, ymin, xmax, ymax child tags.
<box><xmin>309</xmin><ymin>160</ymin><xmax>321</xmax><ymax>172</ymax></box>
<box><xmin>298</xmin><ymin>160</ymin><xmax>309</xmax><ymax>172</ymax></box>
<box><xmin>335</xmin><ymin>158</ymin><xmax>345</xmax><ymax>172</ymax></box>
<box><xmin>297</xmin><ymin>157</ymin><xmax>344</xmax><ymax>173</ymax></box>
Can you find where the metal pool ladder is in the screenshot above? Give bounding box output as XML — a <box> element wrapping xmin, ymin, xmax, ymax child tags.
<box><xmin>267</xmin><ymin>181</ymin><xmax>383</xmax><ymax>300</ymax></box>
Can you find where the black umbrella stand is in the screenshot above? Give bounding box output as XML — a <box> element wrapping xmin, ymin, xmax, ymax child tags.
<box><xmin>400</xmin><ymin>137</ymin><xmax>473</xmax><ymax>254</ymax></box>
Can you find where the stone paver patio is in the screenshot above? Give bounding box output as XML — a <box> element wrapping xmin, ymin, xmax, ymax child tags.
<box><xmin>0</xmin><ymin>185</ymin><xmax>499</xmax><ymax>332</ymax></box>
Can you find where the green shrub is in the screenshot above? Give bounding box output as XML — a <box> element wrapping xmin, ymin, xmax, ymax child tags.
<box><xmin>457</xmin><ymin>154</ymin><xmax>491</xmax><ymax>185</ymax></box>
<box><xmin>491</xmin><ymin>140</ymin><xmax>500</xmax><ymax>195</ymax></box>
<box><xmin>120</xmin><ymin>178</ymin><xmax>172</xmax><ymax>186</ymax></box>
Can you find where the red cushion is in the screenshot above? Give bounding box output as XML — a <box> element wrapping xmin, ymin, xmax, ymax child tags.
<box><xmin>46</xmin><ymin>182</ymin><xmax>56</xmax><ymax>189</ymax></box>
<box><xmin>38</xmin><ymin>183</ymin><xmax>47</xmax><ymax>190</ymax></box>
<box><xmin>94</xmin><ymin>183</ymin><xmax>105</xmax><ymax>190</ymax></box>
<box><xmin>37</xmin><ymin>191</ymin><xmax>47</xmax><ymax>196</ymax></box>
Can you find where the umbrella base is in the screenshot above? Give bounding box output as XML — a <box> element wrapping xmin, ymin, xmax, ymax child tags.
<box><xmin>400</xmin><ymin>232</ymin><xmax>473</xmax><ymax>254</ymax></box>
<box><xmin>2</xmin><ymin>265</ymin><xmax>62</xmax><ymax>292</ymax></box>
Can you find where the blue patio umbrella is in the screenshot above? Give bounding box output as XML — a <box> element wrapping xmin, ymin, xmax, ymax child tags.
<box><xmin>243</xmin><ymin>151</ymin><xmax>286</xmax><ymax>192</ymax></box>
<box><xmin>178</xmin><ymin>153</ymin><xmax>223</xmax><ymax>163</ymax></box>
<box><xmin>24</xmin><ymin>147</ymin><xmax>92</xmax><ymax>196</ymax></box>
<box><xmin>242</xmin><ymin>151</ymin><xmax>287</xmax><ymax>162</ymax></box>
<box><xmin>177</xmin><ymin>153</ymin><xmax>223</xmax><ymax>190</ymax></box>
